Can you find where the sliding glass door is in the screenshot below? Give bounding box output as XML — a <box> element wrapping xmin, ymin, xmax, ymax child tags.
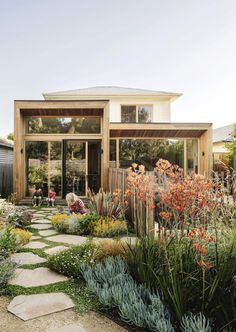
<box><xmin>62</xmin><ymin>140</ymin><xmax>101</xmax><ymax>197</ymax></box>
<box><xmin>26</xmin><ymin>140</ymin><xmax>101</xmax><ymax>198</ymax></box>
<box><xmin>63</xmin><ymin>141</ymin><xmax>86</xmax><ymax>196</ymax></box>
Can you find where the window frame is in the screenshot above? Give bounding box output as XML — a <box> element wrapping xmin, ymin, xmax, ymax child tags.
<box><xmin>121</xmin><ymin>104</ymin><xmax>153</xmax><ymax>123</ymax></box>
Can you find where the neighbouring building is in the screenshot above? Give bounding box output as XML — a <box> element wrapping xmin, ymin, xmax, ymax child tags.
<box><xmin>14</xmin><ymin>86</ymin><xmax>212</xmax><ymax>201</ymax></box>
<box><xmin>0</xmin><ymin>137</ymin><xmax>13</xmax><ymax>197</ymax></box>
<box><xmin>213</xmin><ymin>124</ymin><xmax>234</xmax><ymax>170</ymax></box>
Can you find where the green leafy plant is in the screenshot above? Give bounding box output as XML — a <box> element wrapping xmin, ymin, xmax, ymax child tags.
<box><xmin>7</xmin><ymin>210</ymin><xmax>32</xmax><ymax>228</ymax></box>
<box><xmin>7</xmin><ymin>193</ymin><xmax>19</xmax><ymax>205</ymax></box>
<box><xmin>0</xmin><ymin>225</ymin><xmax>18</xmax><ymax>254</ymax></box>
<box><xmin>48</xmin><ymin>241</ymin><xmax>101</xmax><ymax>278</ymax></box>
<box><xmin>51</xmin><ymin>213</ymin><xmax>99</xmax><ymax>235</ymax></box>
<box><xmin>0</xmin><ymin>255</ymin><xmax>17</xmax><ymax>292</ymax></box>
<box><xmin>125</xmin><ymin>225</ymin><xmax>236</xmax><ymax>330</ymax></box>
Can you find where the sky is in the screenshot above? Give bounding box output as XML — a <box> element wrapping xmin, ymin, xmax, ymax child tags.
<box><xmin>0</xmin><ymin>0</ymin><xmax>236</xmax><ymax>138</ymax></box>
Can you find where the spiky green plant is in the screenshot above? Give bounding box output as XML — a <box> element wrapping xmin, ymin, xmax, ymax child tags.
<box><xmin>81</xmin><ymin>256</ymin><xmax>173</xmax><ymax>332</ymax></box>
<box><xmin>88</xmin><ymin>188</ymin><xmax>126</xmax><ymax>219</ymax></box>
<box><xmin>181</xmin><ymin>313</ymin><xmax>211</xmax><ymax>332</ymax></box>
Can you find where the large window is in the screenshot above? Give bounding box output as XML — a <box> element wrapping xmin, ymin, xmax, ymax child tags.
<box><xmin>119</xmin><ymin>139</ymin><xmax>184</xmax><ymax>170</ymax></box>
<box><xmin>121</xmin><ymin>105</ymin><xmax>152</xmax><ymax>123</ymax></box>
<box><xmin>25</xmin><ymin>141</ymin><xmax>62</xmax><ymax>196</ymax></box>
<box><xmin>27</xmin><ymin>117</ymin><xmax>101</xmax><ymax>134</ymax></box>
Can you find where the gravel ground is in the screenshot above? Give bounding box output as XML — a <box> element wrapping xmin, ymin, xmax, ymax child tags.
<box><xmin>0</xmin><ymin>296</ymin><xmax>127</xmax><ymax>332</ymax></box>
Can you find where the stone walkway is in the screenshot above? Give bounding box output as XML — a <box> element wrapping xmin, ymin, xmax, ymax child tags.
<box><xmin>7</xmin><ymin>207</ymin><xmax>126</xmax><ymax>331</ymax></box>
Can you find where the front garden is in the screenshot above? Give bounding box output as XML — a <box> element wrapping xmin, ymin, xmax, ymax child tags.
<box><xmin>1</xmin><ymin>159</ymin><xmax>236</xmax><ymax>331</ymax></box>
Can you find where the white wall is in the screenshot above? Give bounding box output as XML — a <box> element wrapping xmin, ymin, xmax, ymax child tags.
<box><xmin>109</xmin><ymin>98</ymin><xmax>171</xmax><ymax>122</ymax></box>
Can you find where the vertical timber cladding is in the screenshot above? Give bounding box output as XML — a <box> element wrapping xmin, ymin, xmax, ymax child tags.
<box><xmin>13</xmin><ymin>100</ymin><xmax>110</xmax><ymax>200</ymax></box>
<box><xmin>199</xmin><ymin>125</ymin><xmax>213</xmax><ymax>177</ymax></box>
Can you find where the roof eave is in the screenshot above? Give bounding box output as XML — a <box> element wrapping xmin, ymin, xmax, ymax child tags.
<box><xmin>43</xmin><ymin>93</ymin><xmax>182</xmax><ymax>101</ymax></box>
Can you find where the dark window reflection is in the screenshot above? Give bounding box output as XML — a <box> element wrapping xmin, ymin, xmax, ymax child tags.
<box><xmin>27</xmin><ymin>117</ymin><xmax>101</xmax><ymax>134</ymax></box>
<box><xmin>121</xmin><ymin>106</ymin><xmax>136</xmax><ymax>122</ymax></box>
<box><xmin>119</xmin><ymin>139</ymin><xmax>184</xmax><ymax>170</ymax></box>
<box><xmin>25</xmin><ymin>141</ymin><xmax>62</xmax><ymax>197</ymax></box>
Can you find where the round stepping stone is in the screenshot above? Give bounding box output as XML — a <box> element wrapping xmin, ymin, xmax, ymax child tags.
<box><xmin>51</xmin><ymin>323</ymin><xmax>86</xmax><ymax>332</ymax></box>
<box><xmin>45</xmin><ymin>246</ymin><xmax>68</xmax><ymax>255</ymax></box>
<box><xmin>39</xmin><ymin>229</ymin><xmax>58</xmax><ymax>237</ymax></box>
<box><xmin>7</xmin><ymin>293</ymin><xmax>74</xmax><ymax>321</ymax></box>
<box><xmin>8</xmin><ymin>267</ymin><xmax>68</xmax><ymax>287</ymax></box>
<box><xmin>46</xmin><ymin>234</ymin><xmax>87</xmax><ymax>246</ymax></box>
<box><xmin>11</xmin><ymin>252</ymin><xmax>46</xmax><ymax>265</ymax></box>
<box><xmin>30</xmin><ymin>224</ymin><xmax>52</xmax><ymax>230</ymax></box>
<box><xmin>23</xmin><ymin>241</ymin><xmax>48</xmax><ymax>249</ymax></box>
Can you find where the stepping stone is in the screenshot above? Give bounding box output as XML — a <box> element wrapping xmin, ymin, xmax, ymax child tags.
<box><xmin>11</xmin><ymin>252</ymin><xmax>46</xmax><ymax>265</ymax></box>
<box><xmin>31</xmin><ymin>218</ymin><xmax>51</xmax><ymax>224</ymax></box>
<box><xmin>51</xmin><ymin>323</ymin><xmax>86</xmax><ymax>332</ymax></box>
<box><xmin>30</xmin><ymin>224</ymin><xmax>52</xmax><ymax>230</ymax></box>
<box><xmin>23</xmin><ymin>241</ymin><xmax>48</xmax><ymax>249</ymax></box>
<box><xmin>33</xmin><ymin>213</ymin><xmax>45</xmax><ymax>218</ymax></box>
<box><xmin>39</xmin><ymin>229</ymin><xmax>58</xmax><ymax>237</ymax></box>
<box><xmin>31</xmin><ymin>236</ymin><xmax>41</xmax><ymax>240</ymax></box>
<box><xmin>45</xmin><ymin>246</ymin><xmax>68</xmax><ymax>255</ymax></box>
<box><xmin>8</xmin><ymin>267</ymin><xmax>68</xmax><ymax>287</ymax></box>
<box><xmin>41</xmin><ymin>208</ymin><xmax>57</xmax><ymax>211</ymax></box>
<box><xmin>47</xmin><ymin>234</ymin><xmax>87</xmax><ymax>246</ymax></box>
<box><xmin>7</xmin><ymin>293</ymin><xmax>74</xmax><ymax>321</ymax></box>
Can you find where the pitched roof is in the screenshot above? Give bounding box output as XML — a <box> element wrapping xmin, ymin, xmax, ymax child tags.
<box><xmin>0</xmin><ymin>137</ymin><xmax>14</xmax><ymax>149</ymax></box>
<box><xmin>43</xmin><ymin>86</ymin><xmax>181</xmax><ymax>100</ymax></box>
<box><xmin>213</xmin><ymin>124</ymin><xmax>234</xmax><ymax>143</ymax></box>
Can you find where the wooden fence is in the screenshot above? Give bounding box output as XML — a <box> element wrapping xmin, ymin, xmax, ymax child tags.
<box><xmin>109</xmin><ymin>168</ymin><xmax>236</xmax><ymax>196</ymax></box>
<box><xmin>0</xmin><ymin>163</ymin><xmax>13</xmax><ymax>198</ymax></box>
<box><xmin>212</xmin><ymin>170</ymin><xmax>236</xmax><ymax>202</ymax></box>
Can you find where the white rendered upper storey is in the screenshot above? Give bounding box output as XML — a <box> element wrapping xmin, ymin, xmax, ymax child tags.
<box><xmin>43</xmin><ymin>86</ymin><xmax>181</xmax><ymax>123</ymax></box>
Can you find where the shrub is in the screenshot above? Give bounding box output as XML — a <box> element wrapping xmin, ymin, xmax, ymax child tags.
<box><xmin>92</xmin><ymin>217</ymin><xmax>128</xmax><ymax>237</ymax></box>
<box><xmin>81</xmin><ymin>256</ymin><xmax>173</xmax><ymax>331</ymax></box>
<box><xmin>51</xmin><ymin>214</ymin><xmax>70</xmax><ymax>227</ymax></box>
<box><xmin>97</xmin><ymin>239</ymin><xmax>127</xmax><ymax>259</ymax></box>
<box><xmin>7</xmin><ymin>210</ymin><xmax>32</xmax><ymax>228</ymax></box>
<box><xmin>0</xmin><ymin>255</ymin><xmax>17</xmax><ymax>292</ymax></box>
<box><xmin>181</xmin><ymin>313</ymin><xmax>211</xmax><ymax>332</ymax></box>
<box><xmin>48</xmin><ymin>241</ymin><xmax>101</xmax><ymax>278</ymax></box>
<box><xmin>12</xmin><ymin>228</ymin><xmax>32</xmax><ymax>245</ymax></box>
<box><xmin>78</xmin><ymin>214</ymin><xmax>99</xmax><ymax>235</ymax></box>
<box><xmin>125</xmin><ymin>226</ymin><xmax>236</xmax><ymax>330</ymax></box>
<box><xmin>7</xmin><ymin>192</ymin><xmax>19</xmax><ymax>205</ymax></box>
<box><xmin>51</xmin><ymin>213</ymin><xmax>99</xmax><ymax>235</ymax></box>
<box><xmin>88</xmin><ymin>188</ymin><xmax>126</xmax><ymax>219</ymax></box>
<box><xmin>0</xmin><ymin>225</ymin><xmax>18</xmax><ymax>254</ymax></box>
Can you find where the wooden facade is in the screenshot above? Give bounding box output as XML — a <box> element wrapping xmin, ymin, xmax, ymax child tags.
<box><xmin>14</xmin><ymin>100</ymin><xmax>212</xmax><ymax>201</ymax></box>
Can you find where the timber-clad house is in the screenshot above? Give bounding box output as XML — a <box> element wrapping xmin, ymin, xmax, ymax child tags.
<box><xmin>13</xmin><ymin>86</ymin><xmax>212</xmax><ymax>201</ymax></box>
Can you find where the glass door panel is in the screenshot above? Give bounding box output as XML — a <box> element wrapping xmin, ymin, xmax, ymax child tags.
<box><xmin>88</xmin><ymin>141</ymin><xmax>101</xmax><ymax>193</ymax></box>
<box><xmin>64</xmin><ymin>141</ymin><xmax>86</xmax><ymax>196</ymax></box>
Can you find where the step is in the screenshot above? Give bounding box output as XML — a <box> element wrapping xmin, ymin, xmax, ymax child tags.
<box><xmin>18</xmin><ymin>197</ymin><xmax>90</xmax><ymax>206</ymax></box>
